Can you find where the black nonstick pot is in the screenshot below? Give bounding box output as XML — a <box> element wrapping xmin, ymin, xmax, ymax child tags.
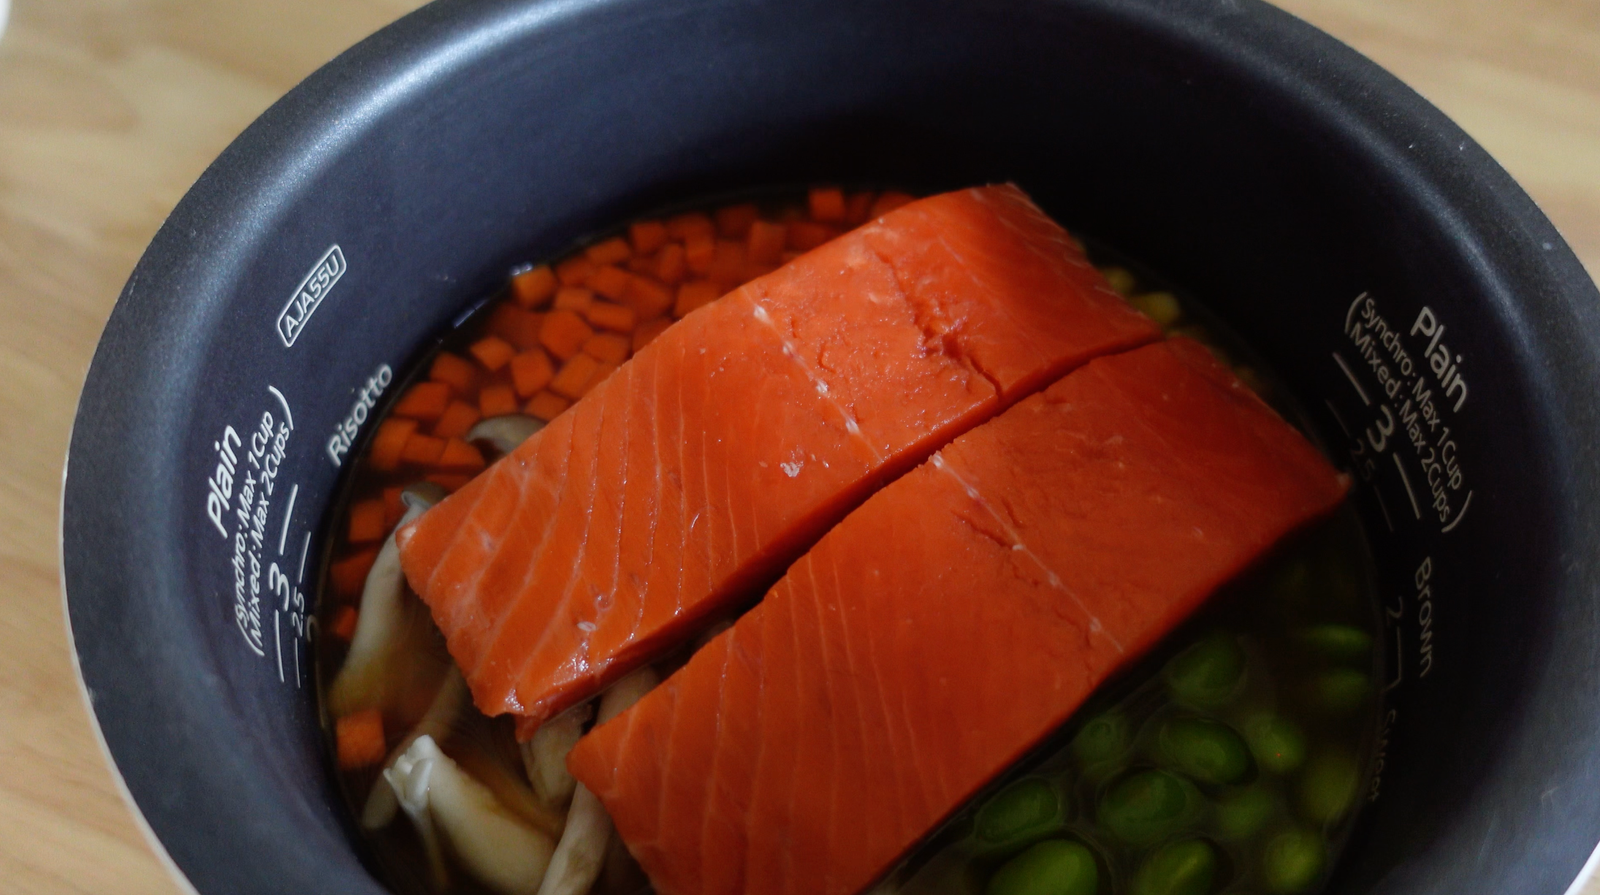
<box><xmin>61</xmin><ymin>0</ymin><xmax>1600</xmax><ymax>893</ymax></box>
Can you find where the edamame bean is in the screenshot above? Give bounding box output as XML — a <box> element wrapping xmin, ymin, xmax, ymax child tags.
<box><xmin>1098</xmin><ymin>770</ymin><xmax>1203</xmax><ymax>846</ymax></box>
<box><xmin>1243</xmin><ymin>715</ymin><xmax>1306</xmax><ymax>775</ymax></box>
<box><xmin>1298</xmin><ymin>749</ymin><xmax>1359</xmax><ymax>825</ymax></box>
<box><xmin>1164</xmin><ymin>634</ymin><xmax>1247</xmax><ymax>709</ymax></box>
<box><xmin>1131</xmin><ymin>839</ymin><xmax>1219</xmax><ymax>895</ymax></box>
<box><xmin>1261</xmin><ymin>829</ymin><xmax>1325</xmax><ymax>893</ymax></box>
<box><xmin>1212</xmin><ymin>786</ymin><xmax>1277</xmax><ymax>842</ymax></box>
<box><xmin>1157</xmin><ymin>716</ymin><xmax>1254</xmax><ymax>785</ymax></box>
<box><xmin>975</xmin><ymin>778</ymin><xmax>1065</xmax><ymax>852</ymax></box>
<box><xmin>1308</xmin><ymin>669</ymin><xmax>1371</xmax><ymax>717</ymax></box>
<box><xmin>1296</xmin><ymin>625</ymin><xmax>1373</xmax><ymax>665</ymax></box>
<box><xmin>984</xmin><ymin>840</ymin><xmax>1099</xmax><ymax>895</ymax></box>
<box><xmin>1071</xmin><ymin>711</ymin><xmax>1131</xmax><ymax>767</ymax></box>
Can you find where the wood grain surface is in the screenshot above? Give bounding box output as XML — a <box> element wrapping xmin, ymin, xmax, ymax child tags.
<box><xmin>0</xmin><ymin>1</ymin><xmax>1594</xmax><ymax>893</ymax></box>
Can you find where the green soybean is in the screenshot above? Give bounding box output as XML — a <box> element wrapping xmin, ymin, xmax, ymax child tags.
<box><xmin>1307</xmin><ymin>668</ymin><xmax>1371</xmax><ymax>717</ymax></box>
<box><xmin>1296</xmin><ymin>624</ymin><xmax>1373</xmax><ymax>665</ymax></box>
<box><xmin>1212</xmin><ymin>786</ymin><xmax>1277</xmax><ymax>843</ymax></box>
<box><xmin>1156</xmin><ymin>716</ymin><xmax>1254</xmax><ymax>785</ymax></box>
<box><xmin>1242</xmin><ymin>715</ymin><xmax>1307</xmax><ymax>775</ymax></box>
<box><xmin>984</xmin><ymin>840</ymin><xmax>1099</xmax><ymax>895</ymax></box>
<box><xmin>1071</xmin><ymin>710</ymin><xmax>1131</xmax><ymax>767</ymax></box>
<box><xmin>1164</xmin><ymin>634</ymin><xmax>1247</xmax><ymax>709</ymax></box>
<box><xmin>975</xmin><ymin>778</ymin><xmax>1065</xmax><ymax>851</ymax></box>
<box><xmin>1098</xmin><ymin>769</ymin><xmax>1203</xmax><ymax>846</ymax></box>
<box><xmin>1261</xmin><ymin>829</ymin><xmax>1325</xmax><ymax>893</ymax></box>
<box><xmin>1131</xmin><ymin>839</ymin><xmax>1219</xmax><ymax>895</ymax></box>
<box><xmin>1298</xmin><ymin>749</ymin><xmax>1360</xmax><ymax>825</ymax></box>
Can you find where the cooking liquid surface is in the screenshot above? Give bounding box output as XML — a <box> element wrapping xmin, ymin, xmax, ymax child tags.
<box><xmin>314</xmin><ymin>190</ymin><xmax>1383</xmax><ymax>895</ymax></box>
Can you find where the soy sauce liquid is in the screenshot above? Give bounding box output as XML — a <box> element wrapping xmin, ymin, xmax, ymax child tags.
<box><xmin>312</xmin><ymin>196</ymin><xmax>1385</xmax><ymax>895</ymax></box>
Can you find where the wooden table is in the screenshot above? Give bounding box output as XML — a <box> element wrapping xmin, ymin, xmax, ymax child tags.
<box><xmin>1</xmin><ymin>1</ymin><xmax>1595</xmax><ymax>892</ymax></box>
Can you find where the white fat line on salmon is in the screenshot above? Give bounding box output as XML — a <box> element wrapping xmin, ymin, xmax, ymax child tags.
<box><xmin>748</xmin><ymin>300</ymin><xmax>882</xmax><ymax>463</ymax></box>
<box><xmin>928</xmin><ymin>454</ymin><xmax>1124</xmax><ymax>654</ymax></box>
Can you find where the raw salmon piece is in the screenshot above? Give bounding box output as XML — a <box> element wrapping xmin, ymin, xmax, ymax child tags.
<box><xmin>397</xmin><ymin>185</ymin><xmax>1159</xmax><ymax>728</ymax></box>
<box><xmin>568</xmin><ymin>339</ymin><xmax>1350</xmax><ymax>895</ymax></box>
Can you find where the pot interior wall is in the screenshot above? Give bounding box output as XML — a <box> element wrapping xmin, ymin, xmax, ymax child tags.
<box><xmin>62</xmin><ymin>1</ymin><xmax>1600</xmax><ymax>894</ymax></box>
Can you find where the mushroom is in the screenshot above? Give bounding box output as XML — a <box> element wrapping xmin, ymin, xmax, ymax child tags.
<box><xmin>519</xmin><ymin>702</ymin><xmax>594</xmax><ymax>809</ymax></box>
<box><xmin>362</xmin><ymin>668</ymin><xmax>467</xmax><ymax>830</ymax></box>
<box><xmin>468</xmin><ymin>415</ymin><xmax>545</xmax><ymax>456</ymax></box>
<box><xmin>386</xmin><ymin>735</ymin><xmax>557</xmax><ymax>895</ymax></box>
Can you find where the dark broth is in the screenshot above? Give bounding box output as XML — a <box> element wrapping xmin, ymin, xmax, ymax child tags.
<box><xmin>315</xmin><ymin>189</ymin><xmax>1383</xmax><ymax>895</ymax></box>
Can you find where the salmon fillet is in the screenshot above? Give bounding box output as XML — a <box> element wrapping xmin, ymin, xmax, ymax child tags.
<box><xmin>568</xmin><ymin>339</ymin><xmax>1350</xmax><ymax>895</ymax></box>
<box><xmin>397</xmin><ymin>185</ymin><xmax>1159</xmax><ymax>728</ymax></box>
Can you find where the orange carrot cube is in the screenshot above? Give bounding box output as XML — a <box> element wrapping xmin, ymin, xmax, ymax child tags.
<box><xmin>392</xmin><ymin>381</ymin><xmax>451</xmax><ymax>421</ymax></box>
<box><xmin>488</xmin><ymin>304</ymin><xmax>545</xmax><ymax>351</ymax></box>
<box><xmin>621</xmin><ymin>275</ymin><xmax>674</xmax><ymax>320</ymax></box>
<box><xmin>426</xmin><ymin>473</ymin><xmax>473</xmax><ymax>493</ymax></box>
<box><xmin>511</xmin><ymin>265</ymin><xmax>558</xmax><ymax>308</ymax></box>
<box><xmin>747</xmin><ymin>219</ymin><xmax>787</xmax><ymax>266</ymax></box>
<box><xmin>329</xmin><ymin>606</ymin><xmax>359</xmax><ymax>641</ymax></box>
<box><xmin>787</xmin><ymin>220</ymin><xmax>839</xmax><ymax>251</ymax></box>
<box><xmin>468</xmin><ymin>336</ymin><xmax>517</xmax><ymax>372</ymax></box>
<box><xmin>582</xmin><ymin>332</ymin><xmax>630</xmax><ymax>365</ymax></box>
<box><xmin>539</xmin><ymin>309</ymin><xmax>595</xmax><ymax>361</ymax></box>
<box><xmin>589</xmin><ymin>265</ymin><xmax>633</xmax><ymax>303</ymax></box>
<box><xmin>870</xmin><ymin>191</ymin><xmax>916</xmax><ymax>218</ymax></box>
<box><xmin>550</xmin><ymin>353</ymin><xmax>602</xmax><ymax>400</ymax></box>
<box><xmin>586</xmin><ymin>236</ymin><xmax>632</xmax><ymax>265</ymax></box>
<box><xmin>329</xmin><ymin>548</ymin><xmax>378</xmax><ymax>598</ymax></box>
<box><xmin>429</xmin><ymin>352</ymin><xmax>479</xmax><ymax>394</ymax></box>
<box><xmin>587</xmin><ymin>361</ymin><xmax>619</xmax><ymax>393</ymax></box>
<box><xmin>585</xmin><ymin>301</ymin><xmax>637</xmax><ymax>334</ymax></box>
<box><xmin>556</xmin><ymin>255</ymin><xmax>595</xmax><ymax>286</ymax></box>
<box><xmin>437</xmin><ymin>438</ymin><xmax>486</xmax><ymax>473</ymax></box>
<box><xmin>479</xmin><ymin>383</ymin><xmax>519</xmax><ymax>418</ymax></box>
<box><xmin>510</xmin><ymin>348</ymin><xmax>556</xmax><ymax>397</ymax></box>
<box><xmin>381</xmin><ymin>486</ymin><xmax>405</xmax><ymax>528</ymax></box>
<box><xmin>845</xmin><ymin>191</ymin><xmax>875</xmax><ymax>225</ymax></box>
<box><xmin>400</xmin><ymin>433</ymin><xmax>447</xmax><ymax>466</ymax></box>
<box><xmin>684</xmin><ymin>231</ymin><xmax>715</xmax><ymax>276</ymax></box>
<box><xmin>715</xmin><ymin>202</ymin><xmax>760</xmax><ymax>238</ymax></box>
<box><xmin>632</xmin><ymin>317</ymin><xmax>673</xmax><ymax>353</ymax></box>
<box><xmin>709</xmin><ymin>239</ymin><xmax>748</xmax><ymax>290</ymax></box>
<box><xmin>665</xmin><ymin>212</ymin><xmax>714</xmax><ymax>241</ymax></box>
<box><xmin>347</xmin><ymin>499</ymin><xmax>387</xmax><ymax>544</ymax></box>
<box><xmin>554</xmin><ymin>286</ymin><xmax>595</xmax><ymax>313</ymax></box>
<box><xmin>336</xmin><ymin>708</ymin><xmax>387</xmax><ymax>769</ymax></box>
<box><xmin>655</xmin><ymin>243</ymin><xmax>688</xmax><ymax>284</ymax></box>
<box><xmin>629</xmin><ymin>220</ymin><xmax>668</xmax><ymax>255</ymax></box>
<box><xmin>433</xmin><ymin>400</ymin><xmax>481</xmax><ymax>440</ymax></box>
<box><xmin>525</xmin><ymin>390</ymin><xmax>571</xmax><ymax>422</ymax></box>
<box><xmin>369</xmin><ymin>418</ymin><xmax>417</xmax><ymax>472</ymax></box>
<box><xmin>674</xmin><ymin>281</ymin><xmax>722</xmax><ymax>318</ymax></box>
<box><xmin>808</xmin><ymin>186</ymin><xmax>846</xmax><ymax>223</ymax></box>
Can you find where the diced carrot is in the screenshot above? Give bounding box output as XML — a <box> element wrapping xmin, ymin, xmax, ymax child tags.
<box><xmin>487</xmin><ymin>304</ymin><xmax>545</xmax><ymax>351</ymax></box>
<box><xmin>582</xmin><ymin>332</ymin><xmax>630</xmax><ymax>365</ymax></box>
<box><xmin>747</xmin><ymin>219</ymin><xmax>787</xmax><ymax>266</ymax></box>
<box><xmin>622</xmin><ymin>274</ymin><xmax>674</xmax><ymax>320</ymax></box>
<box><xmin>666</xmin><ymin>212</ymin><xmax>714</xmax><ymax>241</ymax></box>
<box><xmin>743</xmin><ymin>260</ymin><xmax>779</xmax><ymax>283</ymax></box>
<box><xmin>626</xmin><ymin>255</ymin><xmax>655</xmax><ymax>274</ymax></box>
<box><xmin>590</xmin><ymin>265</ymin><xmax>633</xmax><ymax>303</ymax></box>
<box><xmin>392</xmin><ymin>381</ymin><xmax>451</xmax><ymax>421</ymax></box>
<box><xmin>433</xmin><ymin>400</ymin><xmax>481</xmax><ymax>439</ymax></box>
<box><xmin>629</xmin><ymin>220</ymin><xmax>668</xmax><ymax>255</ymax></box>
<box><xmin>511</xmin><ymin>265</ymin><xmax>558</xmax><ymax>308</ymax></box>
<box><xmin>369</xmin><ymin>418</ymin><xmax>418</xmax><ymax>472</ymax></box>
<box><xmin>437</xmin><ymin>437</ymin><xmax>487</xmax><ymax>473</ymax></box>
<box><xmin>479</xmin><ymin>383</ymin><xmax>519</xmax><ymax>418</ymax></box>
<box><xmin>426</xmin><ymin>473</ymin><xmax>474</xmax><ymax>493</ymax></box>
<box><xmin>329</xmin><ymin>606</ymin><xmax>359</xmax><ymax>641</ymax></box>
<box><xmin>870</xmin><ymin>191</ymin><xmax>916</xmax><ymax>217</ymax></box>
<box><xmin>587</xmin><ymin>361</ymin><xmax>619</xmax><ymax>393</ymax></box>
<box><xmin>556</xmin><ymin>255</ymin><xmax>596</xmax><ymax>286</ymax></box>
<box><xmin>550</xmin><ymin>353</ymin><xmax>602</xmax><ymax>400</ymax></box>
<box><xmin>684</xmin><ymin>231</ymin><xmax>715</xmax><ymax>276</ymax></box>
<box><xmin>709</xmin><ymin>240</ymin><xmax>747</xmax><ymax>290</ymax></box>
<box><xmin>554</xmin><ymin>286</ymin><xmax>595</xmax><ymax>313</ymax></box>
<box><xmin>674</xmin><ymin>281</ymin><xmax>722</xmax><ymax>318</ymax></box>
<box><xmin>510</xmin><ymin>348</ymin><xmax>556</xmax><ymax>397</ymax></box>
<box><xmin>845</xmin><ymin>191</ymin><xmax>875</xmax><ymax>225</ymax></box>
<box><xmin>780</xmin><ymin>249</ymin><xmax>804</xmax><ymax>264</ymax></box>
<box><xmin>540</xmin><ymin>309</ymin><xmax>595</xmax><ymax>360</ymax></box>
<box><xmin>632</xmin><ymin>317</ymin><xmax>673</xmax><ymax>353</ymax></box>
<box><xmin>808</xmin><ymin>186</ymin><xmax>846</xmax><ymax>223</ymax></box>
<box><xmin>468</xmin><ymin>336</ymin><xmax>517</xmax><ymax>372</ymax></box>
<box><xmin>586</xmin><ymin>236</ymin><xmax>632</xmax><ymax>265</ymax></box>
<box><xmin>381</xmin><ymin>486</ymin><xmax>405</xmax><ymax>528</ymax></box>
<box><xmin>787</xmin><ymin>220</ymin><xmax>840</xmax><ymax>251</ymax></box>
<box><xmin>336</xmin><ymin>708</ymin><xmax>387</xmax><ymax>770</ymax></box>
<box><xmin>655</xmin><ymin>243</ymin><xmax>688</xmax><ymax>285</ymax></box>
<box><xmin>715</xmin><ymin>203</ymin><xmax>760</xmax><ymax>239</ymax></box>
<box><xmin>347</xmin><ymin>499</ymin><xmax>387</xmax><ymax>544</ymax></box>
<box><xmin>401</xmin><ymin>433</ymin><xmax>447</xmax><ymax>466</ymax></box>
<box><xmin>525</xmin><ymin>390</ymin><xmax>572</xmax><ymax>422</ymax></box>
<box><xmin>429</xmin><ymin>352</ymin><xmax>479</xmax><ymax>394</ymax></box>
<box><xmin>329</xmin><ymin>547</ymin><xmax>378</xmax><ymax>598</ymax></box>
<box><xmin>585</xmin><ymin>301</ymin><xmax>638</xmax><ymax>334</ymax></box>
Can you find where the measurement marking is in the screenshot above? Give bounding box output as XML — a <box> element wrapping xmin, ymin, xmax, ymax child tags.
<box><xmin>278</xmin><ymin>484</ymin><xmax>299</xmax><ymax>555</ymax></box>
<box><xmin>294</xmin><ymin>640</ymin><xmax>301</xmax><ymax>688</ymax></box>
<box><xmin>1392</xmin><ymin>454</ymin><xmax>1422</xmax><ymax>519</ymax></box>
<box><xmin>1442</xmin><ymin>490</ymin><xmax>1474</xmax><ymax>533</ymax></box>
<box><xmin>1324</xmin><ymin>400</ymin><xmax>1351</xmax><ymax>438</ymax></box>
<box><xmin>1331</xmin><ymin>352</ymin><xmax>1371</xmax><ymax>406</ymax></box>
<box><xmin>267</xmin><ymin>385</ymin><xmax>295</xmax><ymax>430</ymax></box>
<box><xmin>1371</xmin><ymin>484</ymin><xmax>1396</xmax><ymax>533</ymax></box>
<box><xmin>297</xmin><ymin>531</ymin><xmax>312</xmax><ymax>589</ymax></box>
<box><xmin>1385</xmin><ymin>633</ymin><xmax>1404</xmax><ymax>692</ymax></box>
<box><xmin>1345</xmin><ymin>291</ymin><xmax>1367</xmax><ymax>333</ymax></box>
<box><xmin>273</xmin><ymin>611</ymin><xmax>285</xmax><ymax>683</ymax></box>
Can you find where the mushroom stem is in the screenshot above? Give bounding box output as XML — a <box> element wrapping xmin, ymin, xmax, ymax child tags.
<box><xmin>363</xmin><ymin>669</ymin><xmax>467</xmax><ymax>830</ymax></box>
<box><xmin>520</xmin><ymin>703</ymin><xmax>594</xmax><ymax>809</ymax></box>
<box><xmin>468</xmin><ymin>415</ymin><xmax>545</xmax><ymax>456</ymax></box>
